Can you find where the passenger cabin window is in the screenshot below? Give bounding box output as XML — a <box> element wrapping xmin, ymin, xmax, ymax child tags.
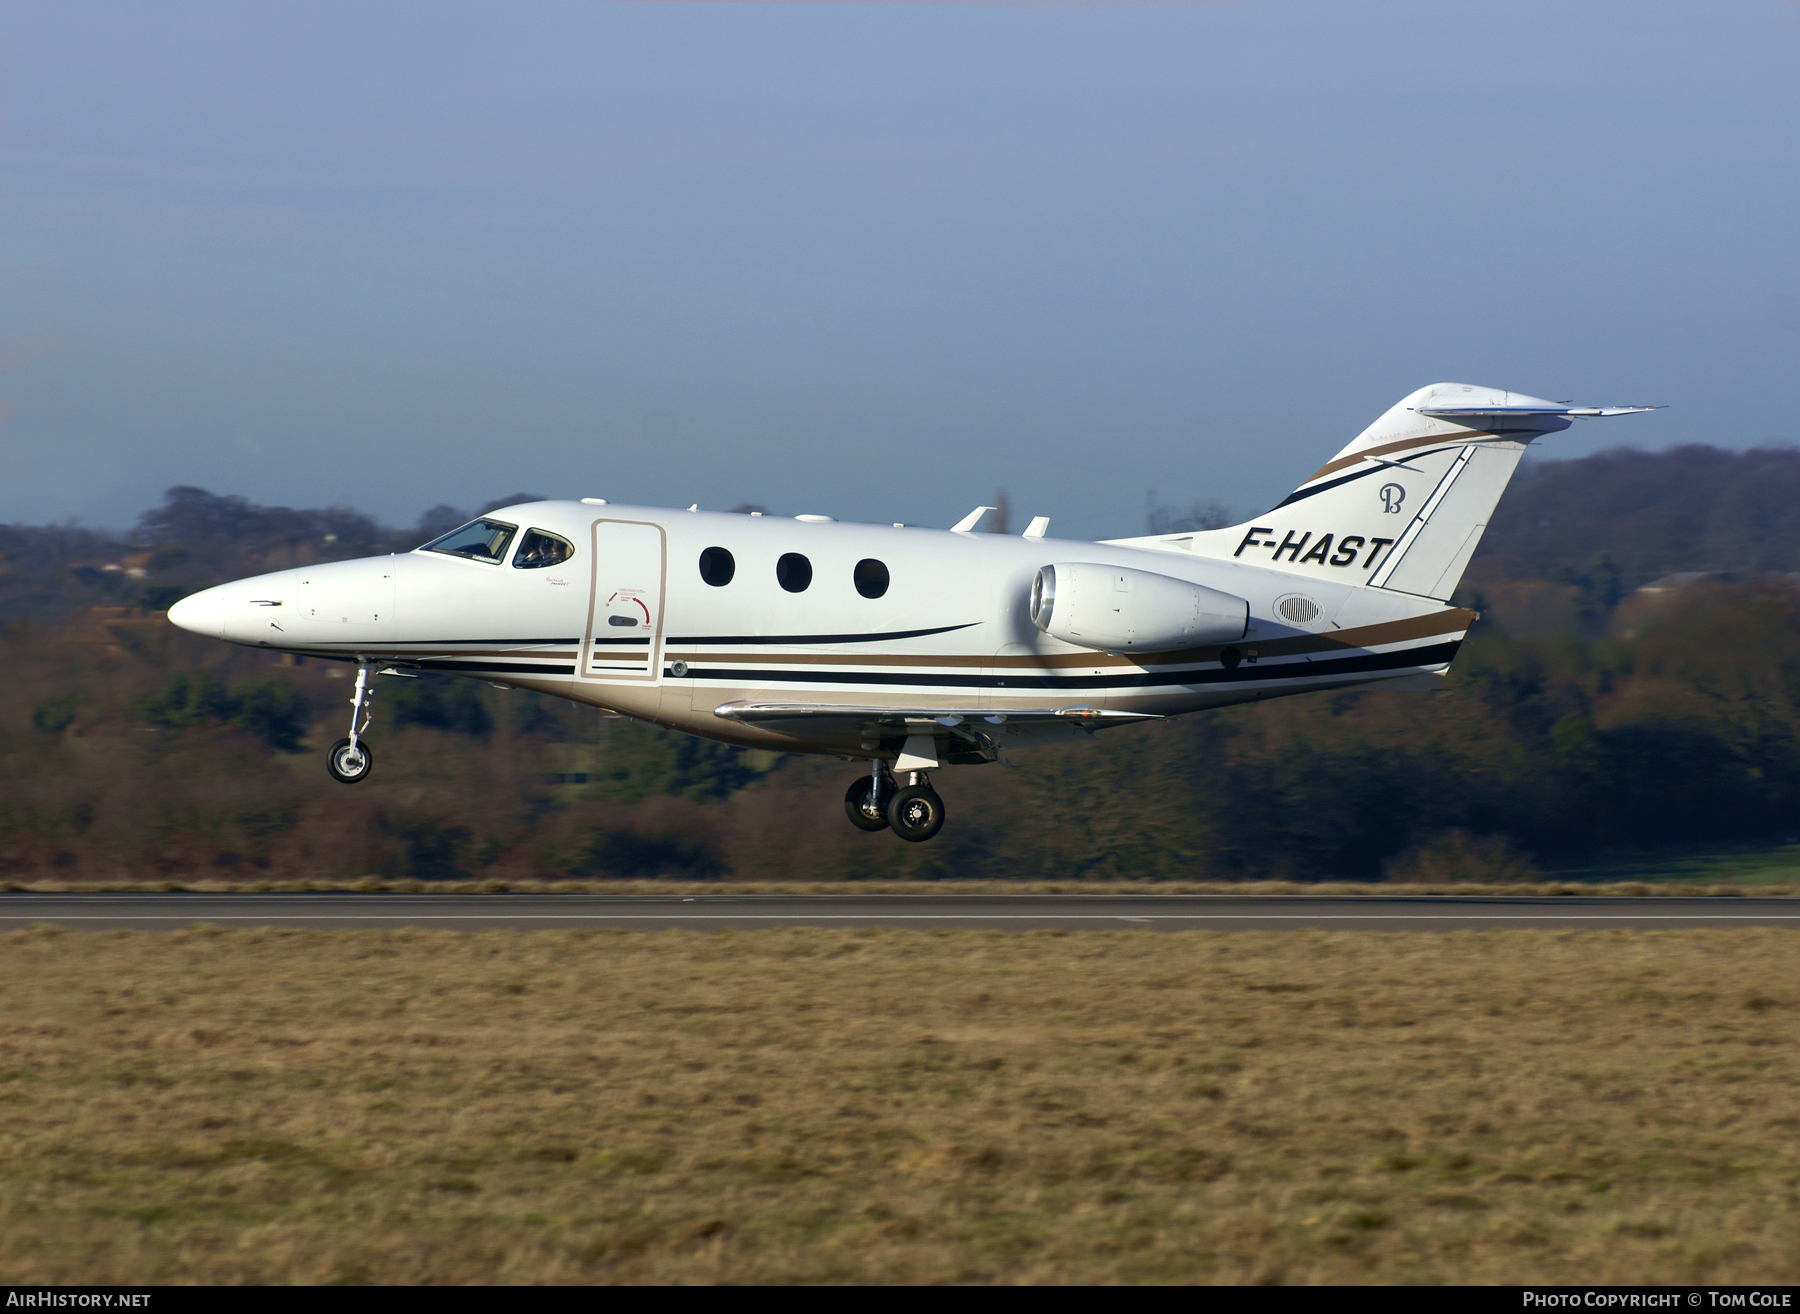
<box><xmin>699</xmin><ymin>546</ymin><xmax>735</xmax><ymax>586</ymax></box>
<box><xmin>421</xmin><ymin>518</ymin><xmax>517</xmax><ymax>565</ymax></box>
<box><xmin>514</xmin><ymin>528</ymin><xmax>575</xmax><ymax>570</ymax></box>
<box><xmin>776</xmin><ymin>552</ymin><xmax>812</xmax><ymax>593</ymax></box>
<box><xmin>854</xmin><ymin>558</ymin><xmax>889</xmax><ymax>599</ymax></box>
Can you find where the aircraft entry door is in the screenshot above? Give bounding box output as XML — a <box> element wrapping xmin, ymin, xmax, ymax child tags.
<box><xmin>581</xmin><ymin>520</ymin><xmax>667</xmax><ymax>682</ymax></box>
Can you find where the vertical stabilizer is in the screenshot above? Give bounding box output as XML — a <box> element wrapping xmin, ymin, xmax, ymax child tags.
<box><xmin>1155</xmin><ymin>383</ymin><xmax>1653</xmax><ymax>602</ymax></box>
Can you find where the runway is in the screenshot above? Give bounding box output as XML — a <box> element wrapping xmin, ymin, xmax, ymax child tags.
<box><xmin>2</xmin><ymin>892</ymin><xmax>1797</xmax><ymax>931</ymax></box>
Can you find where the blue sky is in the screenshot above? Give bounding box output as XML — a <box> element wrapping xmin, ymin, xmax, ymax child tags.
<box><xmin>2</xmin><ymin>1</ymin><xmax>1795</xmax><ymax>539</ymax></box>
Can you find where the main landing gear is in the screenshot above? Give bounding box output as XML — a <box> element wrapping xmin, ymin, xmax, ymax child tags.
<box><xmin>326</xmin><ymin>659</ymin><xmax>376</xmax><ymax>784</ymax></box>
<box><xmin>844</xmin><ymin>761</ymin><xmax>945</xmax><ymax>843</ymax></box>
<box><xmin>844</xmin><ymin>767</ymin><xmax>889</xmax><ymax>832</ymax></box>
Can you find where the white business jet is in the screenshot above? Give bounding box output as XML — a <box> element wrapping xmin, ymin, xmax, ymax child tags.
<box><xmin>169</xmin><ymin>383</ymin><xmax>1653</xmax><ymax>842</ymax></box>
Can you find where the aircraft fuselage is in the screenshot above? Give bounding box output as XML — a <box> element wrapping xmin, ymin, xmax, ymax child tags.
<box><xmin>170</xmin><ymin>502</ymin><xmax>1468</xmax><ymax>761</ymax></box>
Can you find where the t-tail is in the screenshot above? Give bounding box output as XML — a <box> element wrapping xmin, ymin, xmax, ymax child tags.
<box><xmin>1176</xmin><ymin>383</ymin><xmax>1657</xmax><ymax>602</ymax></box>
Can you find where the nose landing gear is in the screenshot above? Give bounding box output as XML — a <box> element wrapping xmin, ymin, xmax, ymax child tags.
<box><xmin>845</xmin><ymin>763</ymin><xmax>945</xmax><ymax>842</ymax></box>
<box><xmin>326</xmin><ymin>658</ymin><xmax>376</xmax><ymax>784</ymax></box>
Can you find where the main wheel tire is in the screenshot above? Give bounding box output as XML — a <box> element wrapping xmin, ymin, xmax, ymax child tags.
<box><xmin>844</xmin><ymin>777</ymin><xmax>890</xmax><ymax>831</ymax></box>
<box><xmin>887</xmin><ymin>784</ymin><xmax>945</xmax><ymax>843</ymax></box>
<box><xmin>327</xmin><ymin>737</ymin><xmax>374</xmax><ymax>784</ymax></box>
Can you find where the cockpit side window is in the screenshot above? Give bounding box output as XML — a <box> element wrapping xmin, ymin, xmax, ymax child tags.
<box><xmin>513</xmin><ymin>528</ymin><xmax>575</xmax><ymax>570</ymax></box>
<box><xmin>420</xmin><ymin>518</ymin><xmax>518</xmax><ymax>565</ymax></box>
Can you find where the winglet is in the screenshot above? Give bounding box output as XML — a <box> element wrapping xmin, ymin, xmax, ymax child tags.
<box><xmin>951</xmin><ymin>506</ymin><xmax>995</xmax><ymax>532</ymax></box>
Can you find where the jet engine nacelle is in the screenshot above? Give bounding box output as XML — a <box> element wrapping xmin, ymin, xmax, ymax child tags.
<box><xmin>1030</xmin><ymin>562</ymin><xmax>1248</xmax><ymax>653</ymax></box>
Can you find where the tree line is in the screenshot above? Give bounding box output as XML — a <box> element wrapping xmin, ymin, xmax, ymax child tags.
<box><xmin>6</xmin><ymin>445</ymin><xmax>1800</xmax><ymax>882</ymax></box>
<box><xmin>3</xmin><ymin>574</ymin><xmax>1798</xmax><ymax>883</ymax></box>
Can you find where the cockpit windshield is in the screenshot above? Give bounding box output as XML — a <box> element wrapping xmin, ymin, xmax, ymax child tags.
<box><xmin>513</xmin><ymin>529</ymin><xmax>575</xmax><ymax>570</ymax></box>
<box><xmin>420</xmin><ymin>518</ymin><xmax>518</xmax><ymax>565</ymax></box>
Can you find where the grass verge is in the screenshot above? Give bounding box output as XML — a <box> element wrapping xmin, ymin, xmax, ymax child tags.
<box><xmin>1551</xmin><ymin>842</ymin><xmax>1800</xmax><ymax>887</ymax></box>
<box><xmin>5</xmin><ymin>878</ymin><xmax>1800</xmax><ymax>896</ymax></box>
<box><xmin>2</xmin><ymin>926</ymin><xmax>1798</xmax><ymax>1283</ymax></box>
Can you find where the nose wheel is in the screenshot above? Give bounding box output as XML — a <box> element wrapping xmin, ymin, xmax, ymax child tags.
<box><xmin>327</xmin><ymin>737</ymin><xmax>374</xmax><ymax>783</ymax></box>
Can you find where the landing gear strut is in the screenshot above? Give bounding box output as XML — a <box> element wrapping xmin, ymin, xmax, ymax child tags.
<box><xmin>326</xmin><ymin>658</ymin><xmax>376</xmax><ymax>784</ymax></box>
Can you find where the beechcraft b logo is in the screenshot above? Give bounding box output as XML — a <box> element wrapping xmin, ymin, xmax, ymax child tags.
<box><xmin>1379</xmin><ymin>483</ymin><xmax>1405</xmax><ymax>514</ymax></box>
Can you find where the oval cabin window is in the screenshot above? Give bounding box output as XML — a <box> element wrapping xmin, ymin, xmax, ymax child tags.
<box><xmin>699</xmin><ymin>546</ymin><xmax>735</xmax><ymax>587</ymax></box>
<box><xmin>854</xmin><ymin>558</ymin><xmax>889</xmax><ymax>599</ymax></box>
<box><xmin>776</xmin><ymin>552</ymin><xmax>812</xmax><ymax>593</ymax></box>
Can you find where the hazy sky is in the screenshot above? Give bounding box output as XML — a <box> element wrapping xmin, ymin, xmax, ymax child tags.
<box><xmin>2</xmin><ymin>1</ymin><xmax>1795</xmax><ymax>540</ymax></box>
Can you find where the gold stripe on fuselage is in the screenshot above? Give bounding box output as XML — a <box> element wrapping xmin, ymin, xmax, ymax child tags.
<box><xmin>668</xmin><ymin>608</ymin><xmax>1474</xmax><ymax>672</ymax></box>
<box><xmin>280</xmin><ymin>610</ymin><xmax>1472</xmax><ymax>692</ymax></box>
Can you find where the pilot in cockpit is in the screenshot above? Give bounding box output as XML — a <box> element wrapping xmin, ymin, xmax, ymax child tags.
<box><xmin>514</xmin><ymin>530</ymin><xmax>572</xmax><ymax>570</ymax></box>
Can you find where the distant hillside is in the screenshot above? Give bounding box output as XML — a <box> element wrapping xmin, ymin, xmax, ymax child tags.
<box><xmin>0</xmin><ymin>487</ymin><xmax>539</xmax><ymax>627</ymax></box>
<box><xmin>5</xmin><ymin>451</ymin><xmax>1799</xmax><ymax>628</ymax></box>
<box><xmin>1478</xmin><ymin>445</ymin><xmax>1800</xmax><ymax>588</ymax></box>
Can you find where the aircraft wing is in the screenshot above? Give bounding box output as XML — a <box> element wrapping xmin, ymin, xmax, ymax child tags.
<box><xmin>712</xmin><ymin>701</ymin><xmax>1161</xmax><ymax>728</ymax></box>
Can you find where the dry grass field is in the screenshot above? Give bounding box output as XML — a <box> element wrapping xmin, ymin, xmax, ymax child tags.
<box><xmin>3</xmin><ymin>926</ymin><xmax>1799</xmax><ymax>1284</ymax></box>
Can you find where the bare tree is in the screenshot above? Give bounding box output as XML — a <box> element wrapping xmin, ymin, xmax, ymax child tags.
<box><xmin>1144</xmin><ymin>493</ymin><xmax>1232</xmax><ymax>536</ymax></box>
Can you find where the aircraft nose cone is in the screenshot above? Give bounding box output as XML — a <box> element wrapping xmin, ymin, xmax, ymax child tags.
<box><xmin>167</xmin><ymin>588</ymin><xmax>225</xmax><ymax>638</ymax></box>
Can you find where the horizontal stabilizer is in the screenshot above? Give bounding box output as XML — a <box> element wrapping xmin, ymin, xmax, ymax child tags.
<box><xmin>1413</xmin><ymin>404</ymin><xmax>1662</xmax><ymax>420</ymax></box>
